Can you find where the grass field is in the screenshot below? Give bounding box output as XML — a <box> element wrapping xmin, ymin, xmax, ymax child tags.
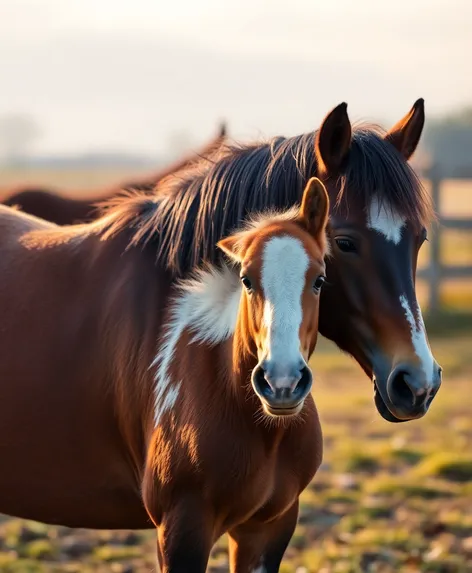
<box><xmin>0</xmin><ymin>168</ymin><xmax>470</xmax><ymax>572</ymax></box>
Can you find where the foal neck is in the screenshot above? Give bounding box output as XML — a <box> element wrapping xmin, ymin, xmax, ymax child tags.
<box><xmin>152</xmin><ymin>263</ymin><xmax>281</xmax><ymax>428</ymax></box>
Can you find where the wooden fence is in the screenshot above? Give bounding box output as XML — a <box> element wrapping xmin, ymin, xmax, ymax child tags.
<box><xmin>417</xmin><ymin>165</ymin><xmax>472</xmax><ymax>313</ymax></box>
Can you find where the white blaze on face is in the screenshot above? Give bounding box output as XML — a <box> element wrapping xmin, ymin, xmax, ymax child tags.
<box><xmin>367</xmin><ymin>195</ymin><xmax>406</xmax><ymax>244</ymax></box>
<box><xmin>399</xmin><ymin>295</ymin><xmax>435</xmax><ymax>390</ymax></box>
<box><xmin>260</xmin><ymin>236</ymin><xmax>309</xmax><ymax>376</ymax></box>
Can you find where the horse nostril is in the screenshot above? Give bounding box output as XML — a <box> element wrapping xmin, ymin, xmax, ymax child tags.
<box><xmin>389</xmin><ymin>369</ymin><xmax>416</xmax><ymax>407</ymax></box>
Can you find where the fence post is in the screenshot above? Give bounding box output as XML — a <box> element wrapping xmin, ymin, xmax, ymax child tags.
<box><xmin>428</xmin><ymin>164</ymin><xmax>442</xmax><ymax>314</ymax></box>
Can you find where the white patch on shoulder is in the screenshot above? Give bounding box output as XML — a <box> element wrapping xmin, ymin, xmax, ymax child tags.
<box><xmin>399</xmin><ymin>295</ymin><xmax>435</xmax><ymax>387</ymax></box>
<box><xmin>151</xmin><ymin>265</ymin><xmax>241</xmax><ymax>425</ymax></box>
<box><xmin>367</xmin><ymin>195</ymin><xmax>406</xmax><ymax>245</ymax></box>
<box><xmin>261</xmin><ymin>236</ymin><xmax>309</xmax><ymax>373</ymax></box>
<box><xmin>252</xmin><ymin>566</ymin><xmax>266</xmax><ymax>573</ymax></box>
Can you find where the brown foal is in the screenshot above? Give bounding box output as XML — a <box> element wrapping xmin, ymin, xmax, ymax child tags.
<box><xmin>142</xmin><ymin>177</ymin><xmax>329</xmax><ymax>571</ymax></box>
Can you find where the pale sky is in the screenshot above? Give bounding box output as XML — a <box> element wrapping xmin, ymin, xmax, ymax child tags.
<box><xmin>0</xmin><ymin>0</ymin><xmax>470</xmax><ymax>155</ymax></box>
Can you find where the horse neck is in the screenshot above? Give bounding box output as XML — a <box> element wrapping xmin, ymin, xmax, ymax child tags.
<box><xmin>95</xmin><ymin>238</ymin><xmax>169</xmax><ymax>455</ymax></box>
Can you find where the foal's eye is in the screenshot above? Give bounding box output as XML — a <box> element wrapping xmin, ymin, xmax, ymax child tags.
<box><xmin>335</xmin><ymin>237</ymin><xmax>357</xmax><ymax>253</ymax></box>
<box><xmin>313</xmin><ymin>275</ymin><xmax>325</xmax><ymax>293</ymax></box>
<box><xmin>241</xmin><ymin>276</ymin><xmax>252</xmax><ymax>291</ymax></box>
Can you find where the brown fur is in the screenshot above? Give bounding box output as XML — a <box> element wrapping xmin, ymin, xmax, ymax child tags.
<box><xmin>0</xmin><ymin>176</ymin><xmax>328</xmax><ymax>571</ymax></box>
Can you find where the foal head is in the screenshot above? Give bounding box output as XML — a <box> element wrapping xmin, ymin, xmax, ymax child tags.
<box><xmin>218</xmin><ymin>178</ymin><xmax>329</xmax><ymax>417</ymax></box>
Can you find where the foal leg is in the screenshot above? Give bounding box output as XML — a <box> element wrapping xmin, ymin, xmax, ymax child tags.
<box><xmin>153</xmin><ymin>498</ymin><xmax>214</xmax><ymax>573</ymax></box>
<box><xmin>228</xmin><ymin>500</ymin><xmax>299</xmax><ymax>573</ymax></box>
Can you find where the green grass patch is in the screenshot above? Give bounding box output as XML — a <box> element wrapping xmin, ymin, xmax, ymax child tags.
<box><xmin>384</xmin><ymin>445</ymin><xmax>425</xmax><ymax>465</ymax></box>
<box><xmin>22</xmin><ymin>540</ymin><xmax>57</xmax><ymax>560</ymax></box>
<box><xmin>92</xmin><ymin>545</ymin><xmax>142</xmax><ymax>562</ymax></box>
<box><xmin>0</xmin><ymin>555</ymin><xmax>49</xmax><ymax>573</ymax></box>
<box><xmin>365</xmin><ymin>476</ymin><xmax>455</xmax><ymax>499</ymax></box>
<box><xmin>415</xmin><ymin>452</ymin><xmax>472</xmax><ymax>483</ymax></box>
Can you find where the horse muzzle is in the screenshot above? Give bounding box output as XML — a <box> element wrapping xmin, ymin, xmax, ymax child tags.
<box><xmin>373</xmin><ymin>360</ymin><xmax>442</xmax><ymax>422</ymax></box>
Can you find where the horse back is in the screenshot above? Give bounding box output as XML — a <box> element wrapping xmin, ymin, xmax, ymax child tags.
<box><xmin>0</xmin><ymin>207</ymin><xmax>160</xmax><ymax>527</ymax></box>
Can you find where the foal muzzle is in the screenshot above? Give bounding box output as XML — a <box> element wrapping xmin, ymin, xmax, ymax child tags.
<box><xmin>251</xmin><ymin>362</ymin><xmax>313</xmax><ymax>416</ymax></box>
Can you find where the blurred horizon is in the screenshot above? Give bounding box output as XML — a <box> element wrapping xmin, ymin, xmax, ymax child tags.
<box><xmin>0</xmin><ymin>0</ymin><xmax>471</xmax><ymax>159</ymax></box>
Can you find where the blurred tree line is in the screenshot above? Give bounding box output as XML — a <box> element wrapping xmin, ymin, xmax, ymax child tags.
<box><xmin>423</xmin><ymin>106</ymin><xmax>472</xmax><ymax>176</ymax></box>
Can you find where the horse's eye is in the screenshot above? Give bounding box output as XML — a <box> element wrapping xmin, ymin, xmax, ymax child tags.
<box><xmin>313</xmin><ymin>275</ymin><xmax>325</xmax><ymax>293</ymax></box>
<box><xmin>241</xmin><ymin>276</ymin><xmax>252</xmax><ymax>291</ymax></box>
<box><xmin>335</xmin><ymin>237</ymin><xmax>357</xmax><ymax>253</ymax></box>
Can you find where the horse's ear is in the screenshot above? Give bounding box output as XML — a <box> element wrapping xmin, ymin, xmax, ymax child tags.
<box><xmin>299</xmin><ymin>177</ymin><xmax>330</xmax><ymax>238</ymax></box>
<box><xmin>315</xmin><ymin>102</ymin><xmax>351</xmax><ymax>177</ymax></box>
<box><xmin>217</xmin><ymin>232</ymin><xmax>245</xmax><ymax>263</ymax></box>
<box><xmin>384</xmin><ymin>98</ymin><xmax>425</xmax><ymax>160</ymax></box>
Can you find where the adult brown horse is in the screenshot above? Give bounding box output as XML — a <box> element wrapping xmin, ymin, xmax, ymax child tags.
<box><xmin>0</xmin><ymin>100</ymin><xmax>440</xmax><ymax>537</ymax></box>
<box><xmin>0</xmin><ymin>176</ymin><xmax>330</xmax><ymax>572</ymax></box>
<box><xmin>150</xmin><ymin>98</ymin><xmax>441</xmax><ymax>424</ymax></box>
<box><xmin>0</xmin><ymin>121</ymin><xmax>227</xmax><ymax>225</ymax></box>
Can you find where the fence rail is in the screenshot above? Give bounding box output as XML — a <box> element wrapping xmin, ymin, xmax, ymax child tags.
<box><xmin>416</xmin><ymin>166</ymin><xmax>472</xmax><ymax>313</ymax></box>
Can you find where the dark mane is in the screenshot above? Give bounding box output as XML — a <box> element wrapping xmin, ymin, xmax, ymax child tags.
<box><xmin>99</xmin><ymin>123</ymin><xmax>433</xmax><ymax>277</ymax></box>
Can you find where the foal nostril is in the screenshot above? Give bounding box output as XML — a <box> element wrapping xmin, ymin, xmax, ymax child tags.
<box><xmin>252</xmin><ymin>366</ymin><xmax>274</xmax><ymax>399</ymax></box>
<box><xmin>292</xmin><ymin>366</ymin><xmax>313</xmax><ymax>399</ymax></box>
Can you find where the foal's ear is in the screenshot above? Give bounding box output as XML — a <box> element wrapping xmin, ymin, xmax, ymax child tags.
<box><xmin>385</xmin><ymin>98</ymin><xmax>425</xmax><ymax>160</ymax></box>
<box><xmin>217</xmin><ymin>232</ymin><xmax>245</xmax><ymax>263</ymax></box>
<box><xmin>315</xmin><ymin>102</ymin><xmax>352</xmax><ymax>177</ymax></box>
<box><xmin>299</xmin><ymin>177</ymin><xmax>330</xmax><ymax>237</ymax></box>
